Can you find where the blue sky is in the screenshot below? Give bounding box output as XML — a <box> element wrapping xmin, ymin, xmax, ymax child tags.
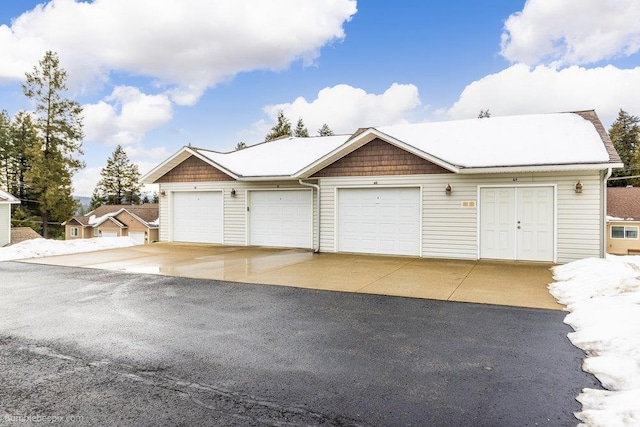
<box><xmin>0</xmin><ymin>0</ymin><xmax>639</xmax><ymax>196</ymax></box>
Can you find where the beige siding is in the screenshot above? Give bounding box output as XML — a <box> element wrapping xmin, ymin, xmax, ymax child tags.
<box><xmin>157</xmin><ymin>181</ymin><xmax>318</xmax><ymax>248</ymax></box>
<box><xmin>606</xmin><ymin>221</ymin><xmax>640</xmax><ymax>255</ymax></box>
<box><xmin>318</xmin><ymin>170</ymin><xmax>603</xmax><ymax>263</ymax></box>
<box><xmin>0</xmin><ymin>204</ymin><xmax>10</xmax><ymax>246</ymax></box>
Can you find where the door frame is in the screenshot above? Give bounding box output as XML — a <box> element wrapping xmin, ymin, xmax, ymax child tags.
<box><xmin>170</xmin><ymin>189</ymin><xmax>224</xmax><ymax>243</ymax></box>
<box><xmin>334</xmin><ymin>185</ymin><xmax>423</xmax><ymax>256</ymax></box>
<box><xmin>477</xmin><ymin>184</ymin><xmax>557</xmax><ymax>263</ymax></box>
<box><xmin>245</xmin><ymin>188</ymin><xmax>314</xmax><ymax>248</ymax></box>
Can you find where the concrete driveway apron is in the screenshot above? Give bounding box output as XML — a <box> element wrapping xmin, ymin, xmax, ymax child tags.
<box><xmin>21</xmin><ymin>243</ymin><xmax>561</xmax><ymax>310</ymax></box>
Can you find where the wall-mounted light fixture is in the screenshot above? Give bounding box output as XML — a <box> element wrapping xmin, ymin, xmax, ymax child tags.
<box><xmin>575</xmin><ymin>181</ymin><xmax>583</xmax><ymax>194</ymax></box>
<box><xmin>445</xmin><ymin>184</ymin><xmax>452</xmax><ymax>195</ymax></box>
<box><xmin>230</xmin><ymin>188</ymin><xmax>237</xmax><ymax>197</ymax></box>
<box><xmin>160</xmin><ymin>190</ymin><xmax>166</xmax><ymax>197</ymax></box>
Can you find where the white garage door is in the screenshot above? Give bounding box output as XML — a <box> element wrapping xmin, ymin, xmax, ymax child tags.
<box><xmin>249</xmin><ymin>190</ymin><xmax>312</xmax><ymax>248</ymax></box>
<box><xmin>101</xmin><ymin>231</ymin><xmax>118</xmax><ymax>238</ymax></box>
<box><xmin>129</xmin><ymin>231</ymin><xmax>146</xmax><ymax>244</ymax></box>
<box><xmin>338</xmin><ymin>187</ymin><xmax>421</xmax><ymax>256</ymax></box>
<box><xmin>172</xmin><ymin>191</ymin><xmax>223</xmax><ymax>243</ymax></box>
<box><xmin>480</xmin><ymin>187</ymin><xmax>554</xmax><ymax>262</ymax></box>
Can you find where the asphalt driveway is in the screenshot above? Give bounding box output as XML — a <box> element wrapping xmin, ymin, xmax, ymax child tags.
<box><xmin>21</xmin><ymin>243</ymin><xmax>562</xmax><ymax>310</ymax></box>
<box><xmin>0</xmin><ymin>261</ymin><xmax>596</xmax><ymax>425</ymax></box>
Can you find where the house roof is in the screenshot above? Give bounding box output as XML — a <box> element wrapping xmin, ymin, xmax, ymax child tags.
<box><xmin>142</xmin><ymin>110</ymin><xmax>622</xmax><ymax>183</ymax></box>
<box><xmin>0</xmin><ymin>190</ymin><xmax>20</xmax><ymax>204</ymax></box>
<box><xmin>607</xmin><ymin>187</ymin><xmax>640</xmax><ymax>221</ymax></box>
<box><xmin>68</xmin><ymin>204</ymin><xmax>159</xmax><ymax>228</ymax></box>
<box><xmin>10</xmin><ymin>227</ymin><xmax>42</xmax><ymax>245</ymax></box>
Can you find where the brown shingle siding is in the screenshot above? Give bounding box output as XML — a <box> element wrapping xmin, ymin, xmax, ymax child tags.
<box><xmin>156</xmin><ymin>155</ymin><xmax>235</xmax><ymax>183</ymax></box>
<box><xmin>312</xmin><ymin>138</ymin><xmax>451</xmax><ymax>177</ymax></box>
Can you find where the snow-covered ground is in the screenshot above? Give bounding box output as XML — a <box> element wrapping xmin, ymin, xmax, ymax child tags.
<box><xmin>0</xmin><ymin>237</ymin><xmax>638</xmax><ymax>425</ymax></box>
<box><xmin>550</xmin><ymin>256</ymin><xmax>640</xmax><ymax>426</ymax></box>
<box><xmin>0</xmin><ymin>236</ymin><xmax>139</xmax><ymax>261</ymax></box>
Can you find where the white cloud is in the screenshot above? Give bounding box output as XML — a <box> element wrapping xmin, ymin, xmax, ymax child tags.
<box><xmin>83</xmin><ymin>86</ymin><xmax>173</xmax><ymax>146</ymax></box>
<box><xmin>260</xmin><ymin>83</ymin><xmax>422</xmax><ymax>137</ymax></box>
<box><xmin>0</xmin><ymin>0</ymin><xmax>357</xmax><ymax>103</ymax></box>
<box><xmin>501</xmin><ymin>0</ymin><xmax>640</xmax><ymax>66</ymax></box>
<box><xmin>72</xmin><ymin>166</ymin><xmax>101</xmax><ymax>197</ymax></box>
<box><xmin>447</xmin><ymin>64</ymin><xmax>640</xmax><ymax>126</ymax></box>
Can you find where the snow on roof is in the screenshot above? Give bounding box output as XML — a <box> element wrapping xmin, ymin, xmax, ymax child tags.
<box><xmin>376</xmin><ymin>112</ymin><xmax>610</xmax><ymax>168</ymax></box>
<box><xmin>196</xmin><ymin>134</ymin><xmax>351</xmax><ymax>177</ymax></box>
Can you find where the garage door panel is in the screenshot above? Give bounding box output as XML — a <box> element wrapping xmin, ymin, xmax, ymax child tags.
<box><xmin>249</xmin><ymin>190</ymin><xmax>312</xmax><ymax>248</ymax></box>
<box><xmin>338</xmin><ymin>188</ymin><xmax>420</xmax><ymax>256</ymax></box>
<box><xmin>173</xmin><ymin>191</ymin><xmax>223</xmax><ymax>244</ymax></box>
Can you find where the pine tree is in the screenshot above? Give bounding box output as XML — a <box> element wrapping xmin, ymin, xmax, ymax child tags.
<box><xmin>0</xmin><ymin>110</ymin><xmax>10</xmax><ymax>190</ymax></box>
<box><xmin>265</xmin><ymin>111</ymin><xmax>291</xmax><ymax>141</ymax></box>
<box><xmin>8</xmin><ymin>112</ymin><xmax>39</xmax><ymax>201</ymax></box>
<box><xmin>478</xmin><ymin>109</ymin><xmax>491</xmax><ymax>118</ymax></box>
<box><xmin>22</xmin><ymin>51</ymin><xmax>85</xmax><ymax>238</ymax></box>
<box><xmin>317</xmin><ymin>123</ymin><xmax>334</xmax><ymax>136</ymax></box>
<box><xmin>91</xmin><ymin>145</ymin><xmax>142</xmax><ymax>208</ymax></box>
<box><xmin>609</xmin><ymin>109</ymin><xmax>640</xmax><ymax>187</ymax></box>
<box><xmin>294</xmin><ymin>118</ymin><xmax>309</xmax><ymax>137</ymax></box>
<box><xmin>235</xmin><ymin>141</ymin><xmax>247</xmax><ymax>150</ymax></box>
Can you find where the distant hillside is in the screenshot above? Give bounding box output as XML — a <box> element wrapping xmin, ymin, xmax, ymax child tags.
<box><xmin>74</xmin><ymin>196</ymin><xmax>91</xmax><ymax>214</ymax></box>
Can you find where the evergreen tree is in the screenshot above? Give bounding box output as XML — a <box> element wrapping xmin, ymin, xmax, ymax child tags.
<box><xmin>265</xmin><ymin>111</ymin><xmax>291</xmax><ymax>141</ymax></box>
<box><xmin>235</xmin><ymin>141</ymin><xmax>247</xmax><ymax>150</ymax></box>
<box><xmin>91</xmin><ymin>145</ymin><xmax>142</xmax><ymax>208</ymax></box>
<box><xmin>22</xmin><ymin>51</ymin><xmax>84</xmax><ymax>238</ymax></box>
<box><xmin>294</xmin><ymin>118</ymin><xmax>309</xmax><ymax>137</ymax></box>
<box><xmin>8</xmin><ymin>112</ymin><xmax>39</xmax><ymax>201</ymax></box>
<box><xmin>317</xmin><ymin>123</ymin><xmax>334</xmax><ymax>136</ymax></box>
<box><xmin>609</xmin><ymin>109</ymin><xmax>640</xmax><ymax>187</ymax></box>
<box><xmin>478</xmin><ymin>109</ymin><xmax>491</xmax><ymax>118</ymax></box>
<box><xmin>0</xmin><ymin>110</ymin><xmax>10</xmax><ymax>190</ymax></box>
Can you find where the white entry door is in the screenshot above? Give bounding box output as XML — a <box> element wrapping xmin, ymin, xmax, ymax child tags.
<box><xmin>248</xmin><ymin>190</ymin><xmax>312</xmax><ymax>248</ymax></box>
<box><xmin>337</xmin><ymin>187</ymin><xmax>421</xmax><ymax>256</ymax></box>
<box><xmin>480</xmin><ymin>187</ymin><xmax>554</xmax><ymax>261</ymax></box>
<box><xmin>172</xmin><ymin>191</ymin><xmax>223</xmax><ymax>243</ymax></box>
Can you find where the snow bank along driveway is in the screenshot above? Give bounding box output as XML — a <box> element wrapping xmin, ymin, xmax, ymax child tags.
<box><xmin>550</xmin><ymin>256</ymin><xmax>640</xmax><ymax>426</ymax></box>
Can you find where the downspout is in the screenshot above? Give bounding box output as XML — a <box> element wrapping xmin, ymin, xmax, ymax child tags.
<box><xmin>602</xmin><ymin>167</ymin><xmax>613</xmax><ymax>258</ymax></box>
<box><xmin>299</xmin><ymin>179</ymin><xmax>320</xmax><ymax>253</ymax></box>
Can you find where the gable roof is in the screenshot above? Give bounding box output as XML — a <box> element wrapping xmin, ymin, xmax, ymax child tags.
<box><xmin>67</xmin><ymin>204</ymin><xmax>159</xmax><ymax>228</ymax></box>
<box><xmin>607</xmin><ymin>187</ymin><xmax>640</xmax><ymax>221</ymax></box>
<box><xmin>299</xmin><ymin>111</ymin><xmax>622</xmax><ymax>177</ymax></box>
<box><xmin>0</xmin><ymin>190</ymin><xmax>20</xmax><ymax>204</ymax></box>
<box><xmin>142</xmin><ymin>135</ymin><xmax>351</xmax><ymax>183</ymax></box>
<box><xmin>142</xmin><ymin>110</ymin><xmax>623</xmax><ymax>183</ymax></box>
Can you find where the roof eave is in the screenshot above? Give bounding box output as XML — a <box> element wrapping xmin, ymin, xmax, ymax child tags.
<box><xmin>141</xmin><ymin>146</ymin><xmax>240</xmax><ymax>184</ymax></box>
<box><xmin>458</xmin><ymin>162</ymin><xmax>624</xmax><ymax>174</ymax></box>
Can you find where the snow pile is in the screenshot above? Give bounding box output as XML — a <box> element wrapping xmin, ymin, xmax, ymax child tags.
<box><xmin>0</xmin><ymin>237</ymin><xmax>139</xmax><ymax>261</ymax></box>
<box><xmin>550</xmin><ymin>256</ymin><xmax>640</xmax><ymax>426</ymax></box>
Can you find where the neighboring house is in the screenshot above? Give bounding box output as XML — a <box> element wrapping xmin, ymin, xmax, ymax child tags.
<box><xmin>0</xmin><ymin>190</ymin><xmax>20</xmax><ymax>247</ymax></box>
<box><xmin>606</xmin><ymin>187</ymin><xmax>640</xmax><ymax>255</ymax></box>
<box><xmin>64</xmin><ymin>204</ymin><xmax>159</xmax><ymax>244</ymax></box>
<box><xmin>142</xmin><ymin>110</ymin><xmax>622</xmax><ymax>264</ymax></box>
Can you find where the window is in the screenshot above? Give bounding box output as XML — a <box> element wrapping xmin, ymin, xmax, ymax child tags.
<box><xmin>93</xmin><ymin>228</ymin><xmax>100</xmax><ymax>237</ymax></box>
<box><xmin>70</xmin><ymin>227</ymin><xmax>78</xmax><ymax>237</ymax></box>
<box><xmin>611</xmin><ymin>225</ymin><xmax>639</xmax><ymax>239</ymax></box>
